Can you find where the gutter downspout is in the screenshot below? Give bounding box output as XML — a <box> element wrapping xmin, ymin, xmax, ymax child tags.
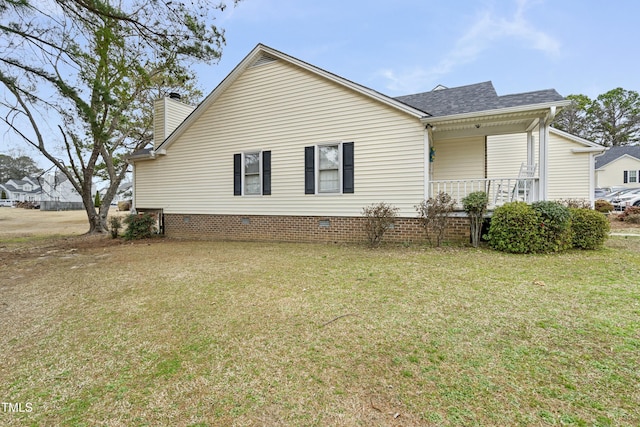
<box><xmin>131</xmin><ymin>162</ymin><xmax>136</xmax><ymax>214</ymax></box>
<box><xmin>424</xmin><ymin>125</ymin><xmax>432</xmax><ymax>200</ymax></box>
<box><xmin>589</xmin><ymin>152</ymin><xmax>596</xmax><ymax>208</ymax></box>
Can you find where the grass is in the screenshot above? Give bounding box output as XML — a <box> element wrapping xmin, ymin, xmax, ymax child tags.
<box><xmin>1</xmin><ymin>236</ymin><xmax>639</xmax><ymax>426</ymax></box>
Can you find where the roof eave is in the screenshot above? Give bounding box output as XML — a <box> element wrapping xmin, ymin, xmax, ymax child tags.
<box><xmin>550</xmin><ymin>127</ymin><xmax>604</xmax><ymax>149</ymax></box>
<box><xmin>157</xmin><ymin>44</ymin><xmax>429</xmax><ymax>151</ymax></box>
<box><xmin>126</xmin><ymin>152</ymin><xmax>155</xmax><ymax>162</ymax></box>
<box><xmin>571</xmin><ymin>147</ymin><xmax>607</xmax><ymax>153</ymax></box>
<box><xmin>420</xmin><ymin>100</ymin><xmax>570</xmax><ymax>125</ymax></box>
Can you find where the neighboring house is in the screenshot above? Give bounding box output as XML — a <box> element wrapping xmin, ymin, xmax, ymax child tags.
<box><xmin>594</xmin><ymin>146</ymin><xmax>640</xmax><ymax>189</ymax></box>
<box><xmin>130</xmin><ymin>44</ymin><xmax>575</xmax><ymax>243</ymax></box>
<box><xmin>1</xmin><ymin>176</ymin><xmax>41</xmax><ymax>202</ymax></box>
<box><xmin>100</xmin><ymin>181</ymin><xmax>133</xmax><ymax>205</ymax></box>
<box><xmin>38</xmin><ymin>171</ymin><xmax>85</xmax><ymax>210</ymax></box>
<box><xmin>0</xmin><ymin>172</ymin><xmax>86</xmax><ymax>210</ymax></box>
<box><xmin>113</xmin><ymin>182</ymin><xmax>133</xmax><ymax>204</ymax></box>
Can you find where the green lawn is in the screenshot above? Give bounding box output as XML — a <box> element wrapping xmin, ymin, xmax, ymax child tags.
<box><xmin>1</xmin><ymin>236</ymin><xmax>639</xmax><ymax>426</ymax></box>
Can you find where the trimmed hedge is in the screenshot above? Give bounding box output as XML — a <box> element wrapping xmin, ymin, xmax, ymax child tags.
<box><xmin>531</xmin><ymin>201</ymin><xmax>572</xmax><ymax>253</ymax></box>
<box><xmin>487</xmin><ymin>202</ymin><xmax>543</xmax><ymax>254</ymax></box>
<box><xmin>488</xmin><ymin>202</ymin><xmax>611</xmax><ymax>254</ymax></box>
<box><xmin>569</xmin><ymin>208</ymin><xmax>610</xmax><ymax>250</ymax></box>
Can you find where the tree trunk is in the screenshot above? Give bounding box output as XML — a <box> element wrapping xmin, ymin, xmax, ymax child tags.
<box><xmin>82</xmin><ymin>192</ymin><xmax>108</xmax><ymax>234</ymax></box>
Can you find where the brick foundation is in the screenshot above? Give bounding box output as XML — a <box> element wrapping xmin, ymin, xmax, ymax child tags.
<box><xmin>163</xmin><ymin>213</ymin><xmax>471</xmax><ymax>244</ymax></box>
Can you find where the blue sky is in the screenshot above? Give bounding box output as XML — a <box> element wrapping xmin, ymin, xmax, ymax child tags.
<box><xmin>3</xmin><ymin>0</ymin><xmax>639</xmax><ymax>167</ymax></box>
<box><xmin>197</xmin><ymin>0</ymin><xmax>639</xmax><ymax>100</ymax></box>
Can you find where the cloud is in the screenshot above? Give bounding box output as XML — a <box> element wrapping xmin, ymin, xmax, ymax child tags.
<box><xmin>378</xmin><ymin>0</ymin><xmax>561</xmax><ymax>94</ymax></box>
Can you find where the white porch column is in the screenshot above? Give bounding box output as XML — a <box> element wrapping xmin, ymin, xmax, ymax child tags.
<box><xmin>527</xmin><ymin>130</ymin><xmax>535</xmax><ymax>167</ymax></box>
<box><xmin>538</xmin><ymin>119</ymin><xmax>549</xmax><ymax>200</ymax></box>
<box><xmin>424</xmin><ymin>126</ymin><xmax>431</xmax><ymax>200</ymax></box>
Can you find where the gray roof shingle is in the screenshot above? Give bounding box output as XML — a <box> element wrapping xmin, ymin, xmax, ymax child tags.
<box><xmin>394</xmin><ymin>81</ymin><xmax>565</xmax><ymax>117</ymax></box>
<box><xmin>595</xmin><ymin>145</ymin><xmax>640</xmax><ymax>169</ymax></box>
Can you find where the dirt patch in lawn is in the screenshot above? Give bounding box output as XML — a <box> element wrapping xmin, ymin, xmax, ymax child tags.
<box><xmin>0</xmin><ymin>208</ymin><xmax>134</xmax><ymax>260</ymax></box>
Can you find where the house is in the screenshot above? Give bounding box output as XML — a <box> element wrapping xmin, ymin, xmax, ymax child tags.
<box><xmin>0</xmin><ymin>176</ymin><xmax>41</xmax><ymax>202</ymax></box>
<box><xmin>130</xmin><ymin>44</ymin><xmax>581</xmax><ymax>243</ymax></box>
<box><xmin>98</xmin><ymin>181</ymin><xmax>133</xmax><ymax>206</ymax></box>
<box><xmin>0</xmin><ymin>172</ymin><xmax>86</xmax><ymax>210</ymax></box>
<box><xmin>594</xmin><ymin>146</ymin><xmax>640</xmax><ymax>189</ymax></box>
<box><xmin>38</xmin><ymin>171</ymin><xmax>85</xmax><ymax>210</ymax></box>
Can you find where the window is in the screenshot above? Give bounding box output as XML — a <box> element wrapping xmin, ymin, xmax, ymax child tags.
<box><xmin>318</xmin><ymin>145</ymin><xmax>340</xmax><ymax>193</ymax></box>
<box><xmin>623</xmin><ymin>170</ymin><xmax>639</xmax><ymax>184</ymax></box>
<box><xmin>244</xmin><ymin>152</ymin><xmax>261</xmax><ymax>195</ymax></box>
<box><xmin>234</xmin><ymin>151</ymin><xmax>271</xmax><ymax>196</ymax></box>
<box><xmin>304</xmin><ymin>142</ymin><xmax>354</xmax><ymax>194</ymax></box>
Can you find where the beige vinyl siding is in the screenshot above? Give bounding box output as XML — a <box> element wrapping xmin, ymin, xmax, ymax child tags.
<box><xmin>153</xmin><ymin>98</ymin><xmax>195</xmax><ymax>148</ymax></box>
<box><xmin>486</xmin><ymin>134</ymin><xmax>534</xmax><ymax>178</ymax></box>
<box><xmin>152</xmin><ymin>99</ymin><xmax>165</xmax><ymax>148</ymax></box>
<box><xmin>136</xmin><ymin>59</ymin><xmax>426</xmax><ymax>216</ymax></box>
<box><xmin>596</xmin><ymin>156</ymin><xmax>640</xmax><ymax>188</ymax></box>
<box><xmin>547</xmin><ymin>132</ymin><xmax>591</xmax><ymax>200</ymax></box>
<box><xmin>431</xmin><ymin>137</ymin><xmax>485</xmax><ymax>181</ymax></box>
<box><xmin>487</xmin><ymin>132</ymin><xmax>593</xmax><ymax>201</ymax></box>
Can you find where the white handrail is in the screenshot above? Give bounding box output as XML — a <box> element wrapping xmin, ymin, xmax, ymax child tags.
<box><xmin>429</xmin><ymin>178</ymin><xmax>539</xmax><ymax>208</ymax></box>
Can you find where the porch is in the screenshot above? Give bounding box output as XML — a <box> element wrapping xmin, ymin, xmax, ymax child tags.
<box><xmin>430</xmin><ymin>177</ymin><xmax>539</xmax><ymax>209</ymax></box>
<box><xmin>422</xmin><ymin>102</ymin><xmax>565</xmax><ymax>209</ymax></box>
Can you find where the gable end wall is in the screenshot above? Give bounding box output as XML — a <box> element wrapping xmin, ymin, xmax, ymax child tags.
<box><xmin>136</xmin><ymin>59</ymin><xmax>426</xmax><ymax>217</ymax></box>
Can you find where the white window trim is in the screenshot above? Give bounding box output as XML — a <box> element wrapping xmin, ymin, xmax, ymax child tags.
<box><xmin>242</xmin><ymin>151</ymin><xmax>263</xmax><ymax>196</ymax></box>
<box><xmin>315</xmin><ymin>142</ymin><xmax>343</xmax><ymax>195</ymax></box>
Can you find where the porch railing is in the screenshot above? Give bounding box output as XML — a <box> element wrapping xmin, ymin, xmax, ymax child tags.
<box><xmin>429</xmin><ymin>178</ymin><xmax>539</xmax><ymax>209</ymax></box>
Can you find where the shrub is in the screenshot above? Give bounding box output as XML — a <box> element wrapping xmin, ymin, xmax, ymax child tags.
<box><xmin>625</xmin><ymin>214</ymin><xmax>640</xmax><ymax>224</ymax></box>
<box><xmin>94</xmin><ymin>191</ymin><xmax>101</xmax><ymax>208</ymax></box>
<box><xmin>362</xmin><ymin>202</ymin><xmax>399</xmax><ymax>246</ymax></box>
<box><xmin>117</xmin><ymin>200</ymin><xmax>131</xmax><ymax>211</ymax></box>
<box><xmin>108</xmin><ymin>216</ymin><xmax>122</xmax><ymax>239</ymax></box>
<box><xmin>570</xmin><ymin>208</ymin><xmax>610</xmax><ymax>249</ymax></box>
<box><xmin>415</xmin><ymin>192</ymin><xmax>456</xmax><ymax>247</ymax></box>
<box><xmin>487</xmin><ymin>202</ymin><xmax>542</xmax><ymax>254</ymax></box>
<box><xmin>462</xmin><ymin>191</ymin><xmax>488</xmax><ymax>248</ymax></box>
<box><xmin>620</xmin><ymin>206</ymin><xmax>640</xmax><ymax>221</ymax></box>
<box><xmin>594</xmin><ymin>199</ymin><xmax>614</xmax><ymax>213</ymax></box>
<box><xmin>531</xmin><ymin>201</ymin><xmax>573</xmax><ymax>253</ymax></box>
<box><xmin>123</xmin><ymin>213</ymin><xmax>157</xmax><ymax>240</ymax></box>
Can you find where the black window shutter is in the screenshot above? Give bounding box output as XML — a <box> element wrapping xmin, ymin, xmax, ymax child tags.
<box><xmin>233</xmin><ymin>153</ymin><xmax>242</xmax><ymax>196</ymax></box>
<box><xmin>343</xmin><ymin>142</ymin><xmax>354</xmax><ymax>193</ymax></box>
<box><xmin>305</xmin><ymin>146</ymin><xmax>315</xmax><ymax>194</ymax></box>
<box><xmin>623</xmin><ymin>170</ymin><xmax>628</xmax><ymax>184</ymax></box>
<box><xmin>262</xmin><ymin>151</ymin><xmax>271</xmax><ymax>195</ymax></box>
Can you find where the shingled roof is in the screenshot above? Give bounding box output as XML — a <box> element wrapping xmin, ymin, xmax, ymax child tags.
<box><xmin>595</xmin><ymin>145</ymin><xmax>640</xmax><ymax>169</ymax></box>
<box><xmin>394</xmin><ymin>81</ymin><xmax>565</xmax><ymax>117</ymax></box>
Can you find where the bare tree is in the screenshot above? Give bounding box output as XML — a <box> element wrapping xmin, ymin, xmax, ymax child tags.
<box><xmin>0</xmin><ymin>0</ymin><xmax>237</xmax><ymax>232</ymax></box>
